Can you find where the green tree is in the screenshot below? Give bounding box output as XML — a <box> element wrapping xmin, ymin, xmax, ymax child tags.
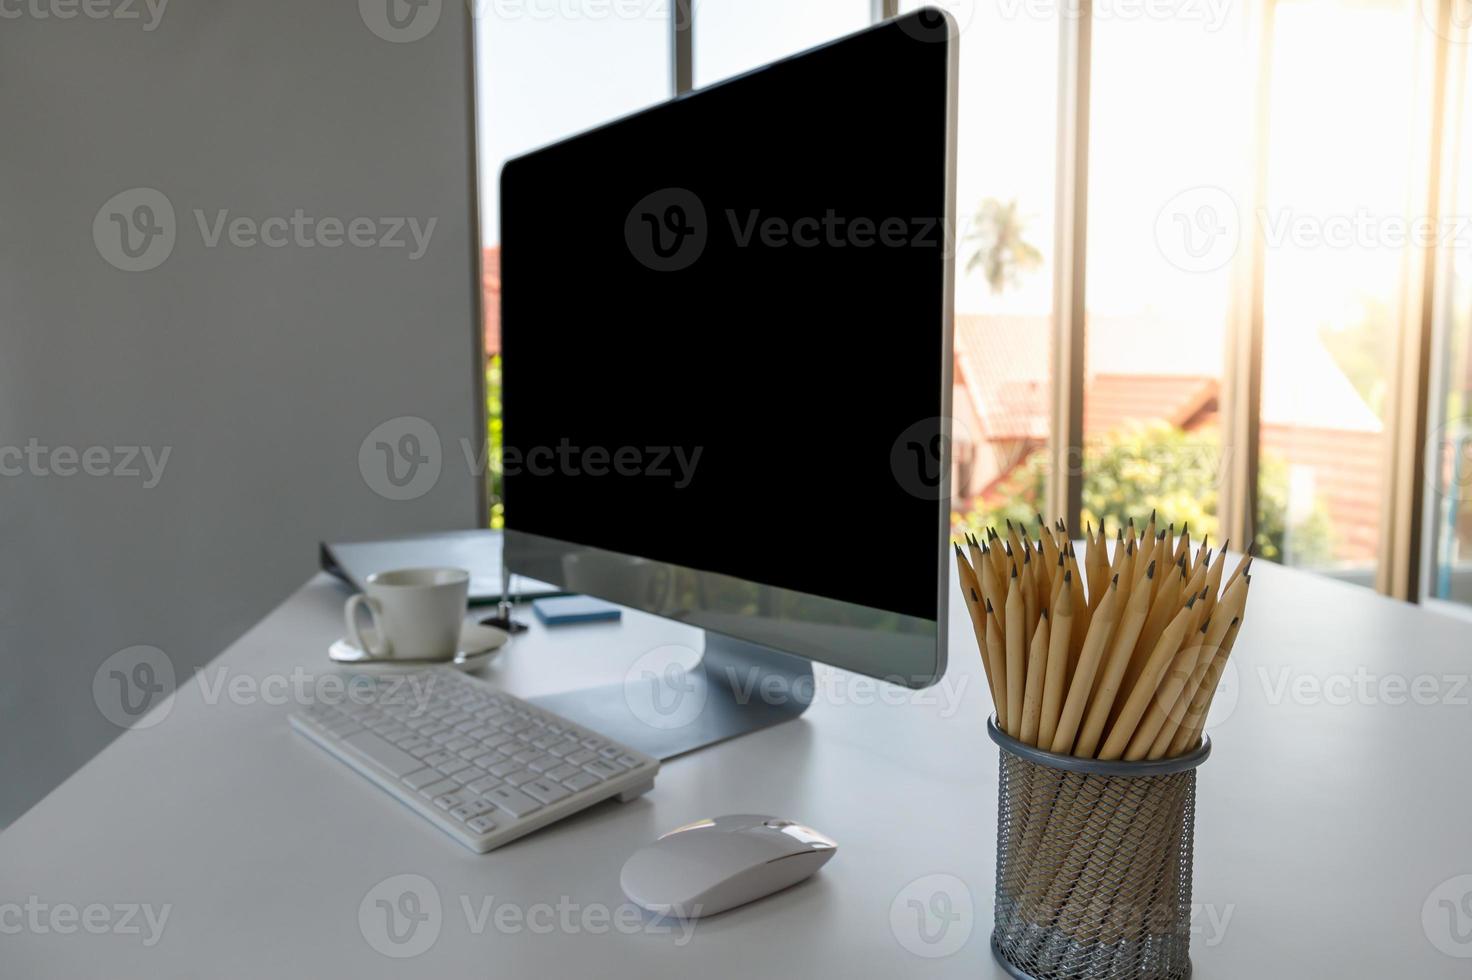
<box><xmin>956</xmin><ymin>421</ymin><xmax>1334</xmax><ymax>564</ymax></box>
<box><xmin>485</xmin><ymin>355</ymin><xmax>503</xmax><ymax>529</ymax></box>
<box><xmin>964</xmin><ymin>197</ymin><xmax>1043</xmax><ymax>294</ymax></box>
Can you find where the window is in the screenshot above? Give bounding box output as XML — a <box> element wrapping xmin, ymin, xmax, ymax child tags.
<box><xmin>1081</xmin><ymin>7</ymin><xmax>1247</xmax><ymax>542</ymax></box>
<box><xmin>475</xmin><ymin>5</ymin><xmax>670</xmax><ymax>524</ymax></box>
<box><xmin>694</xmin><ymin>0</ymin><xmax>870</xmax><ymax>87</ymax></box>
<box><xmin>472</xmin><ymin>3</ymin><xmax>1469</xmax><ymax>610</ymax></box>
<box><xmin>1256</xmin><ymin>0</ymin><xmax>1417</xmax><ymax>585</ymax></box>
<box><xmin>1428</xmin><ymin>37</ymin><xmax>1472</xmax><ymax>609</ymax></box>
<box><xmin>897</xmin><ymin>1</ymin><xmax>1060</xmax><ymax>531</ymax></box>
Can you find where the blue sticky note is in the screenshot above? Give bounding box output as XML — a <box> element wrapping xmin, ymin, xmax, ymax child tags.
<box><xmin>532</xmin><ymin>595</ymin><xmax>623</xmax><ymax>626</ymax></box>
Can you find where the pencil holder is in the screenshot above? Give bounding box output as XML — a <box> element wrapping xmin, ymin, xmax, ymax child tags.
<box><xmin>988</xmin><ymin>718</ymin><xmax>1210</xmax><ymax>980</ymax></box>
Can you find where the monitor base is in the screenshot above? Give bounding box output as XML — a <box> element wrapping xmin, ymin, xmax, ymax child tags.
<box><xmin>528</xmin><ymin>633</ymin><xmax>815</xmax><ymax>760</ymax></box>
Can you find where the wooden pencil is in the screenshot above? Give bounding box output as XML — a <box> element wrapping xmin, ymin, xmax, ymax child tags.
<box><xmin>1019</xmin><ymin>608</ymin><xmax>1050</xmax><ymax>746</ymax></box>
<box><xmin>1005</xmin><ymin>565</ymin><xmax>1025</xmax><ymax>732</ymax></box>
<box><xmin>1049</xmin><ymin>575</ymin><xmax>1120</xmax><ymax>755</ymax></box>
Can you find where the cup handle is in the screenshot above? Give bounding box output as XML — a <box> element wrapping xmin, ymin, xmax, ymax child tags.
<box><xmin>345</xmin><ymin>594</ymin><xmax>391</xmax><ymax>658</ymax></box>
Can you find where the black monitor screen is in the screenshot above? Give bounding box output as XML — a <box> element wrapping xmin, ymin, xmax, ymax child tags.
<box><xmin>501</xmin><ymin>15</ymin><xmax>952</xmax><ymax>622</ymax></box>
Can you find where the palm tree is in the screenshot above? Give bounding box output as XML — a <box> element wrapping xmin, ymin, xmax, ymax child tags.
<box><xmin>964</xmin><ymin>197</ymin><xmax>1043</xmax><ymax>294</ymax></box>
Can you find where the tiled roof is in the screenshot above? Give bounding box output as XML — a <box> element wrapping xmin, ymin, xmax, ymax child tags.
<box><xmin>483</xmin><ymin>246</ymin><xmax>500</xmax><ymax>357</ymax></box>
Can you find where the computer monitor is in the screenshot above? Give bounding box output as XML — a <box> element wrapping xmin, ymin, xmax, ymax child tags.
<box><xmin>499</xmin><ymin>10</ymin><xmax>958</xmax><ymax>757</ymax></box>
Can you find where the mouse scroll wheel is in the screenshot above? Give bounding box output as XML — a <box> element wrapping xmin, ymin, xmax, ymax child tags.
<box><xmin>763</xmin><ymin>819</ymin><xmax>795</xmax><ymax>829</ymax></box>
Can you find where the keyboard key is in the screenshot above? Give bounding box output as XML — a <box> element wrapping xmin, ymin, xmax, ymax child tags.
<box><xmin>561</xmin><ymin>772</ymin><xmax>599</xmax><ymax>792</ymax></box>
<box><xmin>340</xmin><ymin>731</ymin><xmax>424</xmax><ymax>777</ymax></box>
<box><xmin>547</xmin><ymin>739</ymin><xmax>581</xmax><ymax>758</ymax></box>
<box><xmin>504</xmin><ymin>770</ymin><xmax>537</xmax><ymax>787</ymax></box>
<box><xmin>488</xmin><ymin>759</ymin><xmax>519</xmax><ymax>777</ymax></box>
<box><xmin>485</xmin><ymin>786</ymin><xmax>541</xmax><ymax>818</ymax></box>
<box><xmin>616</xmin><ymin>754</ymin><xmax>642</xmax><ymax>768</ymax></box>
<box><xmin>471</xmin><ymin>753</ymin><xmax>501</xmax><ymax>769</ymax></box>
<box><xmin>565</xmin><ymin>749</ymin><xmax>597</xmax><ymax>766</ymax></box>
<box><xmin>444</xmin><ymin>737</ymin><xmax>476</xmax><ymax>752</ymax></box>
<box><xmin>421</xmin><ymin>751</ymin><xmax>454</xmax><ymax>768</ymax></box>
<box><xmin>512</xmin><ymin>749</ymin><xmax>540</xmax><ymax>764</ymax></box>
<box><xmin>580</xmin><ymin>737</ymin><xmax>604</xmax><ymax>750</ymax></box>
<box><xmin>582</xmin><ymin>759</ymin><xmax>623</xmax><ymax>779</ymax></box>
<box><xmin>545</xmin><ymin>763</ymin><xmax>580</xmax><ymax>781</ymax></box>
<box><xmin>532</xmin><ymin>733</ymin><xmax>560</xmax><ymax>749</ymax></box>
<box><xmin>598</xmin><ymin>746</ymin><xmax>622</xmax><ymax>760</ymax></box>
<box><xmin>436</xmin><ymin>759</ymin><xmax>471</xmax><ymax>777</ymax></box>
<box><xmin>402</xmin><ymin>768</ymin><xmax>443</xmax><ymax>790</ymax></box>
<box><xmin>527</xmin><ymin>755</ymin><xmax>560</xmax><ymax>773</ymax></box>
<box><xmin>463</xmin><ymin>727</ymin><xmax>495</xmax><ymax>741</ymax></box>
<box><xmin>458</xmin><ymin>745</ymin><xmax>488</xmax><ymax>761</ymax></box>
<box><xmin>522</xmin><ymin>779</ymin><xmax>571</xmax><ymax>805</ymax></box>
<box><xmin>451</xmin><ymin>767</ymin><xmax>486</xmax><ymax>785</ymax></box>
<box><xmin>481</xmin><ymin>733</ymin><xmax>513</xmax><ymax>751</ymax></box>
<box><xmin>466</xmin><ymin>815</ymin><xmax>498</xmax><ymax>834</ymax></box>
<box><xmin>450</xmin><ymin>801</ymin><xmax>494</xmax><ymax>822</ymax></box>
<box><xmin>466</xmin><ymin>776</ymin><xmax>502</xmax><ymax>795</ymax></box>
<box><xmin>417</xmin><ymin>778</ymin><xmax>460</xmax><ymax>799</ymax></box>
<box><xmin>433</xmin><ymin>792</ymin><xmax>470</xmax><ymax>810</ymax></box>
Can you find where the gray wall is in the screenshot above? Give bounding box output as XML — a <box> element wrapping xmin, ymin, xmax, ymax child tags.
<box><xmin>0</xmin><ymin>0</ymin><xmax>483</xmax><ymax>825</ymax></box>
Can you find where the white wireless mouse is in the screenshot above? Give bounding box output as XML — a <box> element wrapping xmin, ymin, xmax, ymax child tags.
<box><xmin>620</xmin><ymin>814</ymin><xmax>837</xmax><ymax>919</ymax></box>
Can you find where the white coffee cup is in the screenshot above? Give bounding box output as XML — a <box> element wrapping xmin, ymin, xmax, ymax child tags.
<box><xmin>344</xmin><ymin>567</ymin><xmax>470</xmax><ymax>661</ymax></box>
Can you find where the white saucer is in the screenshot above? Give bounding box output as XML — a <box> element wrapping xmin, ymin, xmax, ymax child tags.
<box><xmin>328</xmin><ymin>623</ymin><xmax>509</xmax><ymax>673</ymax></box>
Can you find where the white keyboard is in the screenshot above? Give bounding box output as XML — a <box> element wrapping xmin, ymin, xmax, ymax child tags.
<box><xmin>290</xmin><ymin>669</ymin><xmax>659</xmax><ymax>853</ymax></box>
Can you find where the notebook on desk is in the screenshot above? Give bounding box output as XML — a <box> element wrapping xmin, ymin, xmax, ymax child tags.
<box><xmin>320</xmin><ymin>529</ymin><xmax>562</xmax><ymax>604</ymax></box>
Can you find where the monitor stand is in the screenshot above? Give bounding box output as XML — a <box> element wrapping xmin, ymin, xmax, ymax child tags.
<box><xmin>528</xmin><ymin>633</ymin><xmax>815</xmax><ymax>760</ymax></box>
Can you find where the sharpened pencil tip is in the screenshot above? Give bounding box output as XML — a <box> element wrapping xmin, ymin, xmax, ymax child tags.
<box><xmin>1064</xmin><ymin>570</ymin><xmax>1072</xmax><ymax>583</ymax></box>
<box><xmin>1147</xmin><ymin>559</ymin><xmax>1157</xmax><ymax>578</ymax></box>
<box><xmin>1111</xmin><ymin>573</ymin><xmax>1119</xmax><ymax>586</ymax></box>
<box><xmin>1231</xmin><ymin>616</ymin><xmax>1241</xmax><ymax>626</ymax></box>
<box><xmin>1186</xmin><ymin>594</ymin><xmax>1198</xmax><ymax>608</ymax></box>
<box><xmin>954</xmin><ymin>542</ymin><xmax>964</xmax><ymax>556</ymax></box>
<box><xmin>1041</xmin><ymin>607</ymin><xmax>1049</xmax><ymax>620</ymax></box>
<box><xmin>986</xmin><ymin>598</ymin><xmax>994</xmax><ymax>613</ymax></box>
<box><xmin>1150</xmin><ymin>508</ymin><xmax>1157</xmax><ymax>522</ymax></box>
<box><xmin>970</xmin><ymin>588</ymin><xmax>979</xmax><ymax>602</ymax></box>
<box><xmin>1011</xmin><ymin>565</ymin><xmax>1018</xmax><ymax>579</ymax></box>
<box><xmin>1037</xmin><ymin>512</ymin><xmax>1046</xmax><ymax>526</ymax></box>
<box><xmin>1200</xmin><ymin>620</ymin><xmax>1210</xmax><ymax>633</ymax></box>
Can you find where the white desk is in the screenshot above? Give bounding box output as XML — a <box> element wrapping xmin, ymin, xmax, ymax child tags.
<box><xmin>4</xmin><ymin>561</ymin><xmax>1471</xmax><ymax>977</ymax></box>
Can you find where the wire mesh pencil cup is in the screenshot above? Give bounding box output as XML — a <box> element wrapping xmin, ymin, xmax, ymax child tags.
<box><xmin>988</xmin><ymin>718</ymin><xmax>1211</xmax><ymax>980</ymax></box>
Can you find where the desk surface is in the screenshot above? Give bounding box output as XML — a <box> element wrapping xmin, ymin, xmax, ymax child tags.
<box><xmin>4</xmin><ymin>560</ymin><xmax>1471</xmax><ymax>977</ymax></box>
